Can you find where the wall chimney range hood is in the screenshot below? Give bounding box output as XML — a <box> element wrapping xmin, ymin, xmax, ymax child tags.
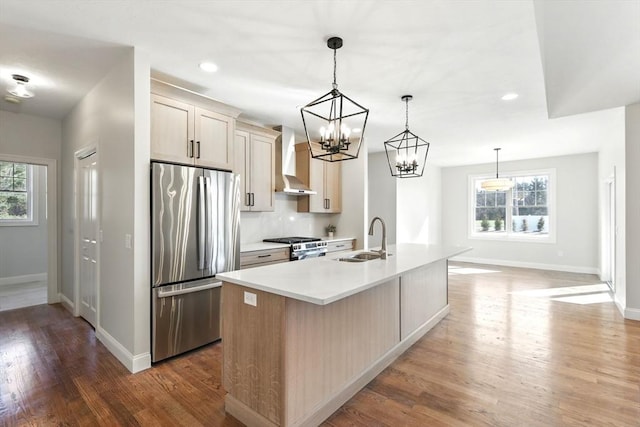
<box><xmin>274</xmin><ymin>125</ymin><xmax>316</xmax><ymax>195</ymax></box>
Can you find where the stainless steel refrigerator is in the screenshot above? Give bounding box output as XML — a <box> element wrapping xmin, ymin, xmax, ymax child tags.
<box><xmin>151</xmin><ymin>161</ymin><xmax>240</xmax><ymax>362</ymax></box>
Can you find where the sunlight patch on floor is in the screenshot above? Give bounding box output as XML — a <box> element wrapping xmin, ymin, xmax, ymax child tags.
<box><xmin>551</xmin><ymin>292</ymin><xmax>612</xmax><ymax>305</ymax></box>
<box><xmin>448</xmin><ymin>265</ymin><xmax>501</xmax><ymax>275</ymax></box>
<box><xmin>510</xmin><ymin>283</ymin><xmax>609</xmax><ymax>297</ymax></box>
<box><xmin>510</xmin><ymin>283</ymin><xmax>612</xmax><ymax>305</ymax></box>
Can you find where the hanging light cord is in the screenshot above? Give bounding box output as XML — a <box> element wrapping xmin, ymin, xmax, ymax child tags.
<box><xmin>495</xmin><ymin>148</ymin><xmax>500</xmax><ymax>178</ymax></box>
<box><xmin>405</xmin><ymin>97</ymin><xmax>410</xmax><ymax>131</ymax></box>
<box><xmin>332</xmin><ymin>47</ymin><xmax>338</xmax><ymax>90</ymax></box>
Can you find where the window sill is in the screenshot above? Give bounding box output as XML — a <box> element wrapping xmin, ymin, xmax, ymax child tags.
<box><xmin>0</xmin><ymin>220</ymin><xmax>39</xmax><ymax>227</ymax></box>
<box><xmin>468</xmin><ymin>232</ymin><xmax>556</xmax><ymax>244</ymax></box>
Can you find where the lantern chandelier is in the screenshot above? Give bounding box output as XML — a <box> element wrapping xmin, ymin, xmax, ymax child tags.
<box><xmin>301</xmin><ymin>36</ymin><xmax>369</xmax><ymax>162</ymax></box>
<box><xmin>481</xmin><ymin>148</ymin><xmax>514</xmax><ymax>191</ymax></box>
<box><xmin>384</xmin><ymin>95</ymin><xmax>430</xmax><ymax>178</ymax></box>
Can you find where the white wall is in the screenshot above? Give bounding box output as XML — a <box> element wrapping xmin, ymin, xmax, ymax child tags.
<box><xmin>0</xmin><ymin>165</ymin><xmax>47</xmax><ymax>282</ymax></box>
<box><xmin>0</xmin><ymin>111</ymin><xmax>62</xmax><ymax>160</ymax></box>
<box><xmin>337</xmin><ymin>144</ymin><xmax>367</xmax><ymax>249</ymax></box>
<box><xmin>368</xmin><ymin>152</ymin><xmax>396</xmax><ymax>247</ymax></box>
<box><xmin>598</xmin><ymin>108</ymin><xmax>627</xmax><ymax>313</ymax></box>
<box><xmin>397</xmin><ymin>163</ymin><xmax>442</xmax><ymax>245</ymax></box>
<box><xmin>442</xmin><ymin>152</ymin><xmax>599</xmax><ymax>273</ymax></box>
<box><xmin>625</xmin><ymin>103</ymin><xmax>640</xmax><ymax>318</ymax></box>
<box><xmin>0</xmin><ymin>111</ymin><xmax>62</xmax><ymax>296</ymax></box>
<box><xmin>62</xmin><ymin>48</ymin><xmax>151</xmax><ymax>372</ymax></box>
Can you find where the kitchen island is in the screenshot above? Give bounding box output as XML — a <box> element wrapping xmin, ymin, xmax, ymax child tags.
<box><xmin>217</xmin><ymin>243</ymin><xmax>470</xmax><ymax>427</ymax></box>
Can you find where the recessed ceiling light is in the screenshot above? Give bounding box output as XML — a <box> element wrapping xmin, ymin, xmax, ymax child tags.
<box><xmin>199</xmin><ymin>62</ymin><xmax>218</xmax><ymax>73</ymax></box>
<box><xmin>501</xmin><ymin>93</ymin><xmax>518</xmax><ymax>101</ymax></box>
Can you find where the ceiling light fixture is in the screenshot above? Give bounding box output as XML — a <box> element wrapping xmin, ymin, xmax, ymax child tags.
<box><xmin>501</xmin><ymin>93</ymin><xmax>518</xmax><ymax>101</ymax></box>
<box><xmin>7</xmin><ymin>74</ymin><xmax>34</xmax><ymax>98</ymax></box>
<box><xmin>384</xmin><ymin>95</ymin><xmax>430</xmax><ymax>178</ymax></box>
<box><xmin>481</xmin><ymin>148</ymin><xmax>514</xmax><ymax>191</ymax></box>
<box><xmin>199</xmin><ymin>62</ymin><xmax>218</xmax><ymax>73</ymax></box>
<box><xmin>301</xmin><ymin>36</ymin><xmax>369</xmax><ymax>162</ymax></box>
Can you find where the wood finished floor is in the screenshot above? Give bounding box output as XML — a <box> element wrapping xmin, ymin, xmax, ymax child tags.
<box><xmin>1</xmin><ymin>263</ymin><xmax>638</xmax><ymax>426</ymax></box>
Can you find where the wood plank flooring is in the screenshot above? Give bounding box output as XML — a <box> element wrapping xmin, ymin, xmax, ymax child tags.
<box><xmin>1</xmin><ymin>263</ymin><xmax>638</xmax><ymax>426</ymax></box>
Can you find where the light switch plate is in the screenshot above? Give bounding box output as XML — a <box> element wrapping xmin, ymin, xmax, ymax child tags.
<box><xmin>244</xmin><ymin>291</ymin><xmax>257</xmax><ymax>306</ymax></box>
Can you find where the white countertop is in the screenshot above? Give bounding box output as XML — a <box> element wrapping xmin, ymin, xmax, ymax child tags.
<box><xmin>218</xmin><ymin>243</ymin><xmax>471</xmax><ymax>305</ymax></box>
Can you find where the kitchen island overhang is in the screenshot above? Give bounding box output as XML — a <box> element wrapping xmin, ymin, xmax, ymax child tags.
<box><xmin>217</xmin><ymin>243</ymin><xmax>471</xmax><ymax>427</ymax></box>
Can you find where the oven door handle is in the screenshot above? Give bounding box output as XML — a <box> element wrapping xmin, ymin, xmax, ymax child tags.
<box><xmin>157</xmin><ymin>281</ymin><xmax>222</xmax><ymax>298</ymax></box>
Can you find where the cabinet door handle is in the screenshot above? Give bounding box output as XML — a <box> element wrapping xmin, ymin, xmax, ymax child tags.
<box><xmin>257</xmin><ymin>254</ymin><xmax>271</xmax><ymax>258</ymax></box>
<box><xmin>188</xmin><ymin>139</ymin><xmax>194</xmax><ymax>158</ymax></box>
<box><xmin>250</xmin><ymin>193</ymin><xmax>255</xmax><ymax>206</ymax></box>
<box><xmin>196</xmin><ymin>140</ymin><xmax>201</xmax><ymax>158</ymax></box>
<box><xmin>246</xmin><ymin>193</ymin><xmax>251</xmax><ymax>206</ymax></box>
<box><xmin>336</xmin><ymin>244</ymin><xmax>345</xmax><ymax>248</ymax></box>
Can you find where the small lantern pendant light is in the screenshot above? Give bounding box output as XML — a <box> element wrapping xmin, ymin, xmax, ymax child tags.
<box><xmin>481</xmin><ymin>148</ymin><xmax>514</xmax><ymax>191</ymax></box>
<box><xmin>384</xmin><ymin>95</ymin><xmax>430</xmax><ymax>178</ymax></box>
<box><xmin>301</xmin><ymin>36</ymin><xmax>369</xmax><ymax>162</ymax></box>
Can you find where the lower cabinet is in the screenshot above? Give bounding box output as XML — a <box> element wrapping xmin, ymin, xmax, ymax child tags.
<box><xmin>325</xmin><ymin>239</ymin><xmax>355</xmax><ymax>255</ymax></box>
<box><xmin>240</xmin><ymin>247</ymin><xmax>290</xmax><ymax>269</ymax></box>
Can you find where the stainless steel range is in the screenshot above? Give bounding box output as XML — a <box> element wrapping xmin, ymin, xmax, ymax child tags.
<box><xmin>263</xmin><ymin>237</ymin><xmax>328</xmax><ymax>260</ymax></box>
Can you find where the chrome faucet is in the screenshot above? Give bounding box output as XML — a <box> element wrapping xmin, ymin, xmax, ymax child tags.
<box><xmin>368</xmin><ymin>216</ymin><xmax>387</xmax><ymax>259</ymax></box>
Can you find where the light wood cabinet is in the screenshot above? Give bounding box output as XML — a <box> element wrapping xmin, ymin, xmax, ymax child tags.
<box><xmin>240</xmin><ymin>247</ymin><xmax>289</xmax><ymax>269</ymax></box>
<box><xmin>234</xmin><ymin>123</ymin><xmax>278</xmax><ymax>212</ymax></box>
<box><xmin>150</xmin><ymin>80</ymin><xmax>240</xmax><ymax>171</ymax></box>
<box><xmin>295</xmin><ymin>143</ymin><xmax>342</xmax><ymax>213</ymax></box>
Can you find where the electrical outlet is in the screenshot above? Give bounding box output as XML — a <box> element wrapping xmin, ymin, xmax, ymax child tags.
<box><xmin>244</xmin><ymin>291</ymin><xmax>257</xmax><ymax>306</ymax></box>
<box><xmin>558</xmin><ymin>250</ymin><xmax>564</xmax><ymax>257</ymax></box>
<box><xmin>125</xmin><ymin>234</ymin><xmax>132</xmax><ymax>249</ymax></box>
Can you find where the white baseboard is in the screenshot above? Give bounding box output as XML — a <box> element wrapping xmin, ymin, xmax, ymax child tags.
<box><xmin>624</xmin><ymin>307</ymin><xmax>640</xmax><ymax>321</ymax></box>
<box><xmin>0</xmin><ymin>273</ymin><xmax>47</xmax><ymax>287</ymax></box>
<box><xmin>96</xmin><ymin>326</ymin><xmax>151</xmax><ymax>374</ymax></box>
<box><xmin>59</xmin><ymin>293</ymin><xmax>74</xmax><ymax>313</ymax></box>
<box><xmin>451</xmin><ymin>256</ymin><xmax>599</xmax><ymax>275</ymax></box>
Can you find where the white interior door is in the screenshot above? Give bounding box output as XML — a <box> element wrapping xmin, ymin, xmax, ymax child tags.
<box><xmin>79</xmin><ymin>153</ymin><xmax>98</xmax><ymax>327</ymax></box>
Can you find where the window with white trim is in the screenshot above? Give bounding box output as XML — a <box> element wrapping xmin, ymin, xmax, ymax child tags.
<box><xmin>470</xmin><ymin>169</ymin><xmax>555</xmax><ymax>242</ymax></box>
<box><xmin>0</xmin><ymin>161</ymin><xmax>37</xmax><ymax>225</ymax></box>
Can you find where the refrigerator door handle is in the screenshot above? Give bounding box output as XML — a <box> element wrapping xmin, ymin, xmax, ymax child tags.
<box><xmin>157</xmin><ymin>281</ymin><xmax>222</xmax><ymax>298</ymax></box>
<box><xmin>205</xmin><ymin>175</ymin><xmax>214</xmax><ymax>271</ymax></box>
<box><xmin>198</xmin><ymin>175</ymin><xmax>206</xmax><ymax>270</ymax></box>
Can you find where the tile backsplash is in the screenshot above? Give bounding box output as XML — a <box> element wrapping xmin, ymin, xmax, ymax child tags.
<box><xmin>240</xmin><ymin>193</ymin><xmax>338</xmax><ymax>243</ymax></box>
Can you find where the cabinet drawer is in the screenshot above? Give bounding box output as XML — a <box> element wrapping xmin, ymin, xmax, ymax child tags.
<box><xmin>326</xmin><ymin>240</ymin><xmax>355</xmax><ymax>253</ymax></box>
<box><xmin>240</xmin><ymin>247</ymin><xmax>290</xmax><ymax>268</ymax></box>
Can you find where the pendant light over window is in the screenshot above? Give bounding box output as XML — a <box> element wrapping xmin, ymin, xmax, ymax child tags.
<box><xmin>384</xmin><ymin>95</ymin><xmax>430</xmax><ymax>178</ymax></box>
<box><xmin>301</xmin><ymin>36</ymin><xmax>369</xmax><ymax>162</ymax></box>
<box><xmin>481</xmin><ymin>148</ymin><xmax>514</xmax><ymax>191</ymax></box>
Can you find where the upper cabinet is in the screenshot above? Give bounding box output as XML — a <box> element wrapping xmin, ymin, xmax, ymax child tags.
<box><xmin>295</xmin><ymin>143</ymin><xmax>342</xmax><ymax>213</ymax></box>
<box><xmin>235</xmin><ymin>122</ymin><xmax>278</xmax><ymax>212</ymax></box>
<box><xmin>150</xmin><ymin>80</ymin><xmax>240</xmax><ymax>171</ymax></box>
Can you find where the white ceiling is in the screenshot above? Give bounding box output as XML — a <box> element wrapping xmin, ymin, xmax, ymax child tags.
<box><xmin>0</xmin><ymin>0</ymin><xmax>638</xmax><ymax>167</ymax></box>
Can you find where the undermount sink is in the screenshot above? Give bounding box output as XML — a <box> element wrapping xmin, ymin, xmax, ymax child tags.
<box><xmin>336</xmin><ymin>251</ymin><xmax>383</xmax><ymax>262</ymax></box>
